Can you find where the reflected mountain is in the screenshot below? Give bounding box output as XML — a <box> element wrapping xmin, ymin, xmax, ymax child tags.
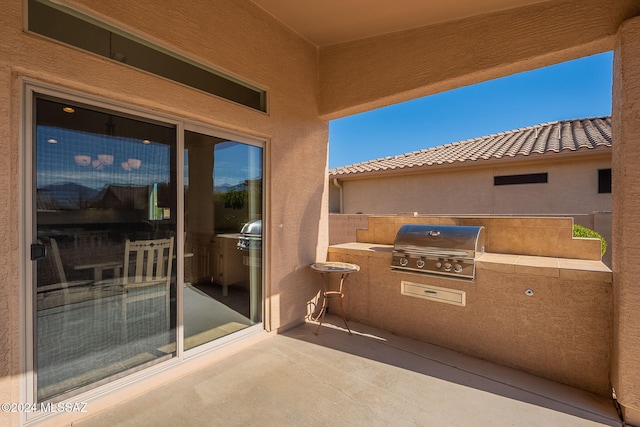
<box><xmin>36</xmin><ymin>183</ymin><xmax>100</xmax><ymax>210</ymax></box>
<box><xmin>214</xmin><ymin>183</ymin><xmax>247</xmax><ymax>194</ymax></box>
<box><xmin>37</xmin><ymin>183</ymin><xmax>159</xmax><ymax>211</ymax></box>
<box><xmin>214</xmin><ymin>178</ymin><xmax>261</xmax><ymax>194</ymax></box>
<box><xmin>37</xmin><ymin>179</ymin><xmax>260</xmax><ymax>212</ymax></box>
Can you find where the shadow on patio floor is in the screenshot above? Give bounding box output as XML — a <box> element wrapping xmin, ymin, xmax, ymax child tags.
<box><xmin>284</xmin><ymin>317</ymin><xmax>622</xmax><ymax>426</ymax></box>
<box><xmin>77</xmin><ymin>315</ymin><xmax>622</xmax><ymax>426</ymax></box>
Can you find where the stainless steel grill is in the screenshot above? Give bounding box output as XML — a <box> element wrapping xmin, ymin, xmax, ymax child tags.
<box><xmin>236</xmin><ymin>219</ymin><xmax>262</xmax><ymax>252</ymax></box>
<box><xmin>391</xmin><ymin>224</ymin><xmax>485</xmax><ymax>279</ymax></box>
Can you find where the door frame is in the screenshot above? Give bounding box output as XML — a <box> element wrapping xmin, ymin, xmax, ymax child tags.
<box><xmin>20</xmin><ymin>78</ymin><xmax>267</xmax><ymax>424</ymax></box>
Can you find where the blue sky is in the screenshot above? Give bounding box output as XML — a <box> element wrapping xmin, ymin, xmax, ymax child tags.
<box><xmin>38</xmin><ymin>127</ymin><xmax>263</xmax><ymax>190</ymax></box>
<box><xmin>37</xmin><ymin>127</ymin><xmax>171</xmax><ymax>190</ymax></box>
<box><xmin>328</xmin><ymin>51</ymin><xmax>613</xmax><ymax>169</ymax></box>
<box><xmin>212</xmin><ymin>142</ymin><xmax>263</xmax><ymax>187</ymax></box>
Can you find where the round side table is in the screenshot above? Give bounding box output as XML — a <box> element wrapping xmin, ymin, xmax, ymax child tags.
<box><xmin>310</xmin><ymin>262</ymin><xmax>360</xmax><ymax>335</ymax></box>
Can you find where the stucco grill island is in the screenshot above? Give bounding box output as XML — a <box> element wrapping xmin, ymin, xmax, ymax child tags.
<box><xmin>391</xmin><ymin>224</ymin><xmax>485</xmax><ymax>279</ymax></box>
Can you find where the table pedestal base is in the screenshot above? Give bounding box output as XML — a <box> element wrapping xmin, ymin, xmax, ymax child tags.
<box><xmin>315</xmin><ymin>277</ymin><xmax>351</xmax><ymax>335</ymax></box>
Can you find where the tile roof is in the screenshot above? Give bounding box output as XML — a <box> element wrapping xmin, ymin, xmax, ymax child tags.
<box><xmin>329</xmin><ymin>116</ymin><xmax>611</xmax><ymax>178</ymax></box>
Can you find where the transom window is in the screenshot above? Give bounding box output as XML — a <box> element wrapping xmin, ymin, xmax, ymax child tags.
<box><xmin>28</xmin><ymin>0</ymin><xmax>267</xmax><ymax>112</ymax></box>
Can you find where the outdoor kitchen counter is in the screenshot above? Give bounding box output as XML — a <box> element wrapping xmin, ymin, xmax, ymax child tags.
<box><xmin>328</xmin><ymin>242</ymin><xmax>612</xmax><ymax>282</ymax></box>
<box><xmin>325</xmin><ymin>241</ymin><xmax>613</xmax><ymax>397</ymax></box>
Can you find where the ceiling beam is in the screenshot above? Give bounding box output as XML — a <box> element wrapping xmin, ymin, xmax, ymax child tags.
<box><xmin>318</xmin><ymin>0</ymin><xmax>639</xmax><ymax>119</ymax></box>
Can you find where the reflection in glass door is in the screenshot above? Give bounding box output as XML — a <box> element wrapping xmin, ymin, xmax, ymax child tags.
<box><xmin>183</xmin><ymin>130</ymin><xmax>263</xmax><ymax>350</ymax></box>
<box><xmin>31</xmin><ymin>95</ymin><xmax>177</xmax><ymax>401</ymax></box>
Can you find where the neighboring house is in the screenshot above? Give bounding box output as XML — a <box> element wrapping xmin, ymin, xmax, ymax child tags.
<box><xmin>329</xmin><ymin>116</ymin><xmax>612</xmax><ymax>217</ymax></box>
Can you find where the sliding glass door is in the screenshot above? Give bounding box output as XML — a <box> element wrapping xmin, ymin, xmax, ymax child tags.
<box><xmin>28</xmin><ymin>88</ymin><xmax>265</xmax><ymax>404</ymax></box>
<box><xmin>31</xmin><ymin>94</ymin><xmax>178</xmax><ymax>401</ymax></box>
<box><xmin>183</xmin><ymin>129</ymin><xmax>263</xmax><ymax>350</ymax></box>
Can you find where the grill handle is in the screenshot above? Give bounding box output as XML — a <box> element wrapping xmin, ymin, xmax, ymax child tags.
<box><xmin>394</xmin><ymin>246</ymin><xmax>471</xmax><ymax>258</ymax></box>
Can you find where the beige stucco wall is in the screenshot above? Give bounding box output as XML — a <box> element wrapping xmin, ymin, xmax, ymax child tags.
<box><xmin>318</xmin><ymin>0</ymin><xmax>636</xmax><ymax>119</ymax></box>
<box><xmin>0</xmin><ymin>0</ymin><xmax>328</xmax><ymax>424</ymax></box>
<box><xmin>328</xmin><ymin>245</ymin><xmax>613</xmax><ymax>396</ymax></box>
<box><xmin>328</xmin><ymin>214</ymin><xmax>371</xmax><ymax>245</ymax></box>
<box><xmin>327</xmin><ymin>215</ymin><xmax>612</xmax><ymax>395</ymax></box>
<box><xmin>332</xmin><ymin>155</ymin><xmax>612</xmax><ymax>216</ymax></box>
<box><xmin>612</xmin><ymin>16</ymin><xmax>640</xmax><ymax>425</ymax></box>
<box><xmin>0</xmin><ymin>60</ymin><xmax>18</xmax><ymax>424</ymax></box>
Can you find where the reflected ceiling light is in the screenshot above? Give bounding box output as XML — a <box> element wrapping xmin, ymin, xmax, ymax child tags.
<box><xmin>74</xmin><ymin>155</ymin><xmax>91</xmax><ymax>166</ymax></box>
<box><xmin>143</xmin><ymin>139</ymin><xmax>151</xmax><ymax>144</ymax></box>
<box><xmin>127</xmin><ymin>158</ymin><xmax>142</xmax><ymax>169</ymax></box>
<box><xmin>47</xmin><ymin>138</ymin><xmax>57</xmax><ymax>144</ymax></box>
<box><xmin>62</xmin><ymin>107</ymin><xmax>75</xmax><ymax>113</ymax></box>
<box><xmin>97</xmin><ymin>154</ymin><xmax>114</xmax><ymax>165</ymax></box>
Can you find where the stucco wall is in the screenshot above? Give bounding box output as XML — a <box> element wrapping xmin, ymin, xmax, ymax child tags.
<box><xmin>328</xmin><ymin>246</ymin><xmax>613</xmax><ymax>396</ymax></box>
<box><xmin>328</xmin><ymin>214</ymin><xmax>371</xmax><ymax>245</ymax></box>
<box><xmin>332</xmin><ymin>156</ymin><xmax>612</xmax><ymax>216</ymax></box>
<box><xmin>612</xmin><ymin>16</ymin><xmax>640</xmax><ymax>425</ymax></box>
<box><xmin>0</xmin><ymin>61</ymin><xmax>18</xmax><ymax>424</ymax></box>
<box><xmin>318</xmin><ymin>0</ymin><xmax>637</xmax><ymax>119</ymax></box>
<box><xmin>326</xmin><ymin>215</ymin><xmax>612</xmax><ymax>396</ymax></box>
<box><xmin>0</xmin><ymin>0</ymin><xmax>327</xmax><ymax>424</ymax></box>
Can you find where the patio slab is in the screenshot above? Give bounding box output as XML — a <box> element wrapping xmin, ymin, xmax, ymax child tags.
<box><xmin>76</xmin><ymin>316</ymin><xmax>622</xmax><ymax>426</ymax></box>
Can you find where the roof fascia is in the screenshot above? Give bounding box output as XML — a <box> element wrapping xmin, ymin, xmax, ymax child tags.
<box><xmin>329</xmin><ymin>146</ymin><xmax>612</xmax><ymax>180</ymax></box>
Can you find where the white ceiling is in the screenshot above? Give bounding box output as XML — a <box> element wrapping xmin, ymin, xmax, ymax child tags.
<box><xmin>249</xmin><ymin>0</ymin><xmax>552</xmax><ymax>46</ymax></box>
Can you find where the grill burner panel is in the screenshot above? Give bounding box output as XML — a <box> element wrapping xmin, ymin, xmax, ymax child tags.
<box><xmin>391</xmin><ymin>224</ymin><xmax>485</xmax><ymax>279</ymax></box>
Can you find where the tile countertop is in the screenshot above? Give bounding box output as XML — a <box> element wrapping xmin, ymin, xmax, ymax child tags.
<box><xmin>327</xmin><ymin>242</ymin><xmax>612</xmax><ymax>283</ymax></box>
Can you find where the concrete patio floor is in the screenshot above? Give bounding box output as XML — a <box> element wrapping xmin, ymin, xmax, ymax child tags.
<box><xmin>76</xmin><ymin>315</ymin><xmax>622</xmax><ymax>426</ymax></box>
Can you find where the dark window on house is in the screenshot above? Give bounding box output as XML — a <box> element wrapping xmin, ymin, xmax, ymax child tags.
<box><xmin>494</xmin><ymin>173</ymin><xmax>548</xmax><ymax>186</ymax></box>
<box><xmin>28</xmin><ymin>0</ymin><xmax>267</xmax><ymax>112</ymax></box>
<box><xmin>598</xmin><ymin>169</ymin><xmax>612</xmax><ymax>193</ymax></box>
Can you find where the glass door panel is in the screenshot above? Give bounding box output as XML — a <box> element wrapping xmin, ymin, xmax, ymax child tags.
<box><xmin>183</xmin><ymin>130</ymin><xmax>262</xmax><ymax>350</ymax></box>
<box><xmin>32</xmin><ymin>95</ymin><xmax>177</xmax><ymax>401</ymax></box>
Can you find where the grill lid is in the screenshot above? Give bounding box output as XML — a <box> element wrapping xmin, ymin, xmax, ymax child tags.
<box><xmin>237</xmin><ymin>219</ymin><xmax>262</xmax><ymax>251</ymax></box>
<box><xmin>391</xmin><ymin>224</ymin><xmax>485</xmax><ymax>279</ymax></box>
<box><xmin>393</xmin><ymin>224</ymin><xmax>485</xmax><ymax>258</ymax></box>
<box><xmin>239</xmin><ymin>219</ymin><xmax>262</xmax><ymax>236</ymax></box>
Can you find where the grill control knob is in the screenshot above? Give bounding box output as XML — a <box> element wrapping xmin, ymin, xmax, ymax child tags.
<box><xmin>443</xmin><ymin>263</ymin><xmax>452</xmax><ymax>272</ymax></box>
<box><xmin>416</xmin><ymin>260</ymin><xmax>425</xmax><ymax>268</ymax></box>
<box><xmin>399</xmin><ymin>257</ymin><xmax>409</xmax><ymax>267</ymax></box>
<box><xmin>454</xmin><ymin>264</ymin><xmax>463</xmax><ymax>273</ymax></box>
<box><xmin>435</xmin><ymin>262</ymin><xmax>442</xmax><ymax>269</ymax></box>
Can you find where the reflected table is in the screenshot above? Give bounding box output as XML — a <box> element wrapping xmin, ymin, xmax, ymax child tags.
<box><xmin>310</xmin><ymin>262</ymin><xmax>360</xmax><ymax>335</ymax></box>
<box><xmin>73</xmin><ymin>261</ymin><xmax>122</xmax><ymax>282</ymax></box>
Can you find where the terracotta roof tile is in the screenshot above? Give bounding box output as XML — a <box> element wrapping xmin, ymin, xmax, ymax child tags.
<box><xmin>329</xmin><ymin>116</ymin><xmax>611</xmax><ymax>178</ymax></box>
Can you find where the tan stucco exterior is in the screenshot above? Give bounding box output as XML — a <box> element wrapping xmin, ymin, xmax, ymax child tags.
<box><xmin>330</xmin><ymin>154</ymin><xmax>612</xmax><ymax>216</ymax></box>
<box><xmin>612</xmin><ymin>16</ymin><xmax>640</xmax><ymax>426</ymax></box>
<box><xmin>318</xmin><ymin>0</ymin><xmax>632</xmax><ymax>119</ymax></box>
<box><xmin>1</xmin><ymin>0</ymin><xmax>640</xmax><ymax>424</ymax></box>
<box><xmin>328</xmin><ymin>216</ymin><xmax>612</xmax><ymax>396</ymax></box>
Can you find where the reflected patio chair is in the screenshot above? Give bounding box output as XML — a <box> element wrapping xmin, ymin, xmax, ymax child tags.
<box><xmin>111</xmin><ymin>237</ymin><xmax>175</xmax><ymax>340</ymax></box>
<box><xmin>36</xmin><ymin>238</ymin><xmax>94</xmax><ymax>312</ymax></box>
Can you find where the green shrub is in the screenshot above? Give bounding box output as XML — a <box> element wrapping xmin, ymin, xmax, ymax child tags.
<box><xmin>573</xmin><ymin>224</ymin><xmax>607</xmax><ymax>256</ymax></box>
